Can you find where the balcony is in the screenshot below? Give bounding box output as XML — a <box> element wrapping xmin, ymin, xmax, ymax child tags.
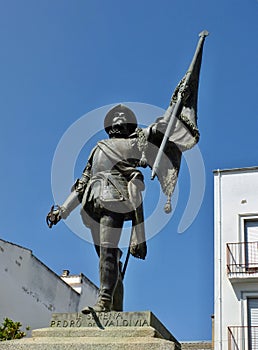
<box><xmin>228</xmin><ymin>326</ymin><xmax>258</xmax><ymax>350</ymax></box>
<box><xmin>227</xmin><ymin>242</ymin><xmax>258</xmax><ymax>280</ymax></box>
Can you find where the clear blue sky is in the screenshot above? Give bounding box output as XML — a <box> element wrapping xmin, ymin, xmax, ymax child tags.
<box><xmin>0</xmin><ymin>0</ymin><xmax>257</xmax><ymax>342</ymax></box>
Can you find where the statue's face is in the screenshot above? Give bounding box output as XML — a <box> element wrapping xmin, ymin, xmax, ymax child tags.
<box><xmin>110</xmin><ymin>112</ymin><xmax>129</xmax><ymax>137</ymax></box>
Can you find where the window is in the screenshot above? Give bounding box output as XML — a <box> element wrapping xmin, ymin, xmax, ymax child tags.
<box><xmin>245</xmin><ymin>220</ymin><xmax>258</xmax><ymax>272</ymax></box>
<box><xmin>248</xmin><ymin>298</ymin><xmax>258</xmax><ymax>349</ymax></box>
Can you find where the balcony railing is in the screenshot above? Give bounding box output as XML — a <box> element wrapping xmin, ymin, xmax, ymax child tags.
<box><xmin>228</xmin><ymin>326</ymin><xmax>258</xmax><ymax>350</ymax></box>
<box><xmin>227</xmin><ymin>242</ymin><xmax>258</xmax><ymax>275</ymax></box>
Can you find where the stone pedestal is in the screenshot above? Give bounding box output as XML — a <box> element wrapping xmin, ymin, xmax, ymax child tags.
<box><xmin>0</xmin><ymin>311</ymin><xmax>181</xmax><ymax>349</ymax></box>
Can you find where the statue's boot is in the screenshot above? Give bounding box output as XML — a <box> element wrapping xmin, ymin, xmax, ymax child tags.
<box><xmin>81</xmin><ymin>247</ymin><xmax>119</xmax><ymax>314</ymax></box>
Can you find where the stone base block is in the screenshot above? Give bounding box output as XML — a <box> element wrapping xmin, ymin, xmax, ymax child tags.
<box><xmin>0</xmin><ymin>311</ymin><xmax>181</xmax><ymax>350</ymax></box>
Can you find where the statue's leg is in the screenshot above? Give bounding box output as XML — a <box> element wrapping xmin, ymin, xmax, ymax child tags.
<box><xmin>82</xmin><ymin>212</ymin><xmax>124</xmax><ymax>313</ymax></box>
<box><xmin>92</xmin><ymin>242</ymin><xmax>124</xmax><ymax>311</ymax></box>
<box><xmin>97</xmin><ymin>213</ymin><xmax>124</xmax><ymax>311</ymax></box>
<box><xmin>90</xmin><ymin>249</ymin><xmax>124</xmax><ymax>312</ymax></box>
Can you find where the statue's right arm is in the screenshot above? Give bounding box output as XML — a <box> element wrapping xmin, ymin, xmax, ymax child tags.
<box><xmin>59</xmin><ymin>163</ymin><xmax>91</xmax><ymax>220</ymax></box>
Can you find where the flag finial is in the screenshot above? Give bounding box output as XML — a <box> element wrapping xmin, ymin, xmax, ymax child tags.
<box><xmin>199</xmin><ymin>30</ymin><xmax>209</xmax><ymax>38</ymax></box>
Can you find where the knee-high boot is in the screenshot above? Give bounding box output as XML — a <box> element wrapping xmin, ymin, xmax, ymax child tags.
<box><xmin>97</xmin><ymin>246</ymin><xmax>119</xmax><ymax>310</ymax></box>
<box><xmin>82</xmin><ymin>246</ymin><xmax>119</xmax><ymax>313</ymax></box>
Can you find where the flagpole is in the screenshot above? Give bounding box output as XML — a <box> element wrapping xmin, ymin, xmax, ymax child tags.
<box><xmin>151</xmin><ymin>30</ymin><xmax>209</xmax><ymax>180</ymax></box>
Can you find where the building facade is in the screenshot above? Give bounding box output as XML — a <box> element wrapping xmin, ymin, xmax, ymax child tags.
<box><xmin>214</xmin><ymin>167</ymin><xmax>258</xmax><ymax>350</ymax></box>
<box><xmin>0</xmin><ymin>238</ymin><xmax>98</xmax><ymax>332</ymax></box>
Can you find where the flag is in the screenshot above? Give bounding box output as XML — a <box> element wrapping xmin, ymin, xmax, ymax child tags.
<box><xmin>149</xmin><ymin>30</ymin><xmax>208</xmax><ymax>212</ymax></box>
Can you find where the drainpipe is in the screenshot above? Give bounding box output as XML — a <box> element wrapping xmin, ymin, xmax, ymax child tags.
<box><xmin>217</xmin><ymin>169</ymin><xmax>223</xmax><ymax>350</ymax></box>
<box><xmin>214</xmin><ymin>169</ymin><xmax>223</xmax><ymax>350</ymax></box>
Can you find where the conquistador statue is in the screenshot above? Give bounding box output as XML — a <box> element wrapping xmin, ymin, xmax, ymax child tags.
<box><xmin>47</xmin><ymin>30</ymin><xmax>208</xmax><ymax>314</ymax></box>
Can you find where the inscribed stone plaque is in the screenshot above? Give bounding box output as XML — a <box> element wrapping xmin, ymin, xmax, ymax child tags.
<box><xmin>50</xmin><ymin>311</ymin><xmax>178</xmax><ymax>343</ymax></box>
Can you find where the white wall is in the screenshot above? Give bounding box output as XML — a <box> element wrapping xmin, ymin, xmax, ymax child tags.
<box><xmin>61</xmin><ymin>273</ymin><xmax>98</xmax><ymax>310</ymax></box>
<box><xmin>0</xmin><ymin>239</ymin><xmax>97</xmax><ymax>332</ymax></box>
<box><xmin>214</xmin><ymin>167</ymin><xmax>258</xmax><ymax>350</ymax></box>
<box><xmin>77</xmin><ymin>274</ymin><xmax>99</xmax><ymax>311</ymax></box>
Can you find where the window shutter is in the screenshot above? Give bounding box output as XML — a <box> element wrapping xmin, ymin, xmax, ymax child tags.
<box><xmin>245</xmin><ymin>221</ymin><xmax>258</xmax><ymax>269</ymax></box>
<box><xmin>248</xmin><ymin>298</ymin><xmax>258</xmax><ymax>349</ymax></box>
<box><xmin>249</xmin><ymin>298</ymin><xmax>258</xmax><ymax>326</ymax></box>
<box><xmin>246</xmin><ymin>221</ymin><xmax>258</xmax><ymax>243</ymax></box>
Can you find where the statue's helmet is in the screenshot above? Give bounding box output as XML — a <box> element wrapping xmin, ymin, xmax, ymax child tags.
<box><xmin>104</xmin><ymin>104</ymin><xmax>138</xmax><ymax>136</ymax></box>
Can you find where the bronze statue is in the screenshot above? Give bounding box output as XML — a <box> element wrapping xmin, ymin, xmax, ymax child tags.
<box><xmin>46</xmin><ymin>31</ymin><xmax>208</xmax><ymax>314</ymax></box>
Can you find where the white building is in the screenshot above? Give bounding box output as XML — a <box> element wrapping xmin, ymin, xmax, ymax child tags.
<box><xmin>60</xmin><ymin>269</ymin><xmax>98</xmax><ymax>311</ymax></box>
<box><xmin>0</xmin><ymin>238</ymin><xmax>98</xmax><ymax>332</ymax></box>
<box><xmin>214</xmin><ymin>166</ymin><xmax>258</xmax><ymax>350</ymax></box>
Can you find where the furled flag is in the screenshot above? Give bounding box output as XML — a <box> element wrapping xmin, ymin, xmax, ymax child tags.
<box><xmin>149</xmin><ymin>30</ymin><xmax>209</xmax><ymax>213</ymax></box>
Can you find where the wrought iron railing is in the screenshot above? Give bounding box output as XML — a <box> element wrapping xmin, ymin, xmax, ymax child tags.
<box><xmin>227</xmin><ymin>242</ymin><xmax>258</xmax><ymax>275</ymax></box>
<box><xmin>228</xmin><ymin>326</ymin><xmax>258</xmax><ymax>350</ymax></box>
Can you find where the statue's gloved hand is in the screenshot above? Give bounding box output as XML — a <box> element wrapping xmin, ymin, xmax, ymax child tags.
<box><xmin>46</xmin><ymin>205</ymin><xmax>62</xmax><ymax>228</ymax></box>
<box><xmin>154</xmin><ymin>119</ymin><xmax>168</xmax><ymax>135</ymax></box>
<box><xmin>46</xmin><ymin>191</ymin><xmax>80</xmax><ymax>228</ymax></box>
